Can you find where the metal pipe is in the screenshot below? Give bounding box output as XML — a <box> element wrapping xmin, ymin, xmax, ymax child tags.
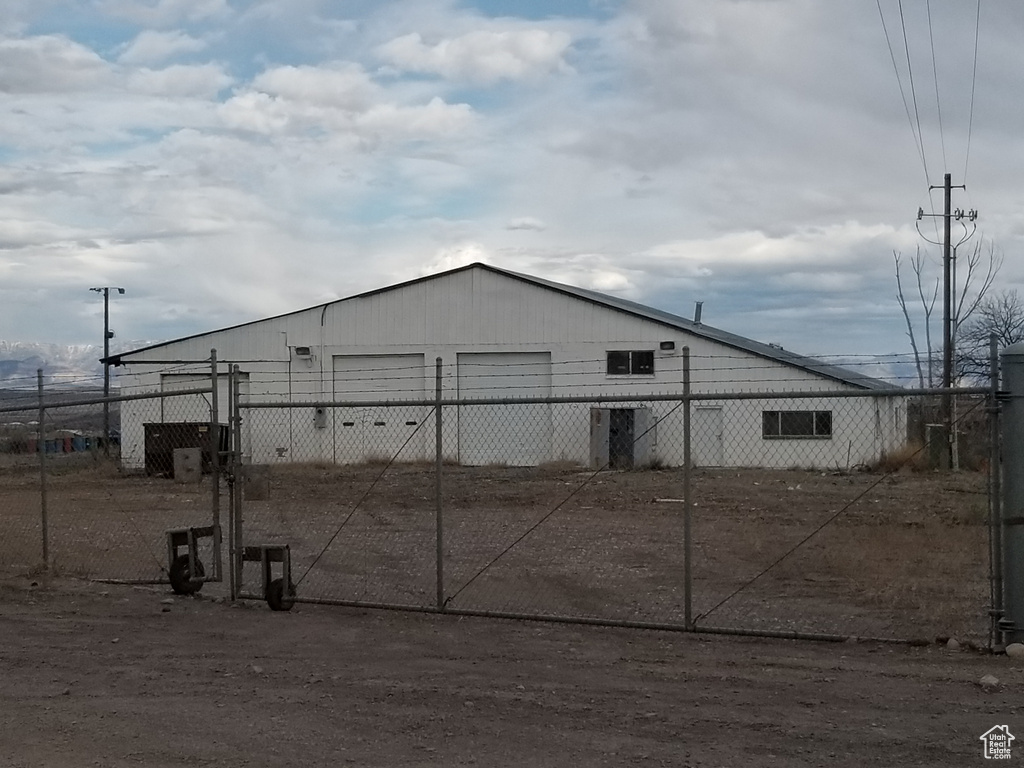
<box><xmin>989</xmin><ymin>334</ymin><xmax>1004</xmax><ymax>647</ymax></box>
<box><xmin>435</xmin><ymin>357</ymin><xmax>444</xmax><ymax>611</ymax></box>
<box><xmin>265</xmin><ymin>595</ymin><xmax>923</xmax><ymax>645</ymax></box>
<box><xmin>942</xmin><ymin>173</ymin><xmax>953</xmax><ymax>469</ymax></box>
<box><xmin>37</xmin><ymin>369</ymin><xmax>48</xmax><ymax>571</ymax></box>
<box><xmin>103</xmin><ymin>288</ymin><xmax>110</xmax><ymax>456</ymax></box>
<box><xmin>682</xmin><ymin>346</ymin><xmax>693</xmax><ymax>629</ymax></box>
<box><xmin>232</xmin><ymin>364</ymin><xmax>244</xmax><ymax>599</ymax></box>
<box><xmin>210</xmin><ymin>350</ymin><xmax>222</xmax><ymax>582</ymax></box>
<box><xmin>0</xmin><ymin>386</ymin><xmax>214</xmax><ymax>414</ymax></box>
<box><xmin>999</xmin><ymin>342</ymin><xmax>1024</xmax><ymax>644</ymax></box>
<box><xmin>1</xmin><ymin>384</ymin><xmax>987</xmax><ymax>419</ymax></box>
<box><xmin>239</xmin><ymin>386</ymin><xmax>989</xmax><ymax>411</ymax></box>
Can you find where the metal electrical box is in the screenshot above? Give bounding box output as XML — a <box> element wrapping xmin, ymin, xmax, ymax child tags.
<box><xmin>589</xmin><ymin>407</ymin><xmax>656</xmax><ymax>469</ymax></box>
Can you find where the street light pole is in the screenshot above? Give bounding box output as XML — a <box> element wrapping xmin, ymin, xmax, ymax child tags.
<box><xmin>90</xmin><ymin>286</ymin><xmax>125</xmax><ymax>456</ymax></box>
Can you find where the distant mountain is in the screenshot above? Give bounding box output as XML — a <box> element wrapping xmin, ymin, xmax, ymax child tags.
<box><xmin>0</xmin><ymin>341</ymin><xmax>154</xmax><ymax>389</ymax></box>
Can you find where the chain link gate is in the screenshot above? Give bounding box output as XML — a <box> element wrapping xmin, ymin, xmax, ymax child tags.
<box><xmin>226</xmin><ymin>351</ymin><xmax>997</xmax><ymax>646</ymax></box>
<box><xmin>0</xmin><ymin>353</ymin><xmax>228</xmax><ymax>593</ymax></box>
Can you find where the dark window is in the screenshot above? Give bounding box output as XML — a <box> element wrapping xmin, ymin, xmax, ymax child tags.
<box><xmin>762</xmin><ymin>410</ymin><xmax>833</xmax><ymax>439</ymax></box>
<box><xmin>814</xmin><ymin>411</ymin><xmax>832</xmax><ymax>436</ymax></box>
<box><xmin>633</xmin><ymin>351</ymin><xmax>654</xmax><ymax>374</ymax></box>
<box><xmin>607</xmin><ymin>351</ymin><xmax>631</xmax><ymax>375</ymax></box>
<box><xmin>607</xmin><ymin>350</ymin><xmax>655</xmax><ymax>376</ymax></box>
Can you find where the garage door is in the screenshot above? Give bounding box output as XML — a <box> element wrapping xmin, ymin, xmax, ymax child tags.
<box><xmin>332</xmin><ymin>354</ymin><xmax>427</xmax><ymax>463</ymax></box>
<box><xmin>457</xmin><ymin>352</ymin><xmax>552</xmax><ymax>466</ymax></box>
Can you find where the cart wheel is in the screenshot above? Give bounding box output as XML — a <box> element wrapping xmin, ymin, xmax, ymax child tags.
<box><xmin>266</xmin><ymin>578</ymin><xmax>296</xmax><ymax>612</ymax></box>
<box><xmin>169</xmin><ymin>554</ymin><xmax>206</xmax><ymax>595</ymax></box>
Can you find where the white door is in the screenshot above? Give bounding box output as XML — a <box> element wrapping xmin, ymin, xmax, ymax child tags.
<box><xmin>457</xmin><ymin>352</ymin><xmax>552</xmax><ymax>466</ymax></box>
<box><xmin>692</xmin><ymin>406</ymin><xmax>724</xmax><ymax>467</ymax></box>
<box><xmin>332</xmin><ymin>354</ymin><xmax>427</xmax><ymax>463</ymax></box>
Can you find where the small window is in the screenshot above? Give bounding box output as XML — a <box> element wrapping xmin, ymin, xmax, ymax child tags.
<box><xmin>607</xmin><ymin>350</ymin><xmax>655</xmax><ymax>376</ymax></box>
<box><xmin>607</xmin><ymin>351</ymin><xmax>631</xmax><ymax>375</ymax></box>
<box><xmin>762</xmin><ymin>410</ymin><xmax>832</xmax><ymax>439</ymax></box>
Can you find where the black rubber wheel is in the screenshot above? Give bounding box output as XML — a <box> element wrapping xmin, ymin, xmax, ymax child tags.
<box><xmin>266</xmin><ymin>578</ymin><xmax>296</xmax><ymax>612</ymax></box>
<box><xmin>168</xmin><ymin>554</ymin><xmax>206</xmax><ymax>595</ymax></box>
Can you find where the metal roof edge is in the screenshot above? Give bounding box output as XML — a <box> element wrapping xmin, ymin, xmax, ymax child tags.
<box><xmin>110</xmin><ymin>262</ymin><xmax>894</xmax><ymax>389</ymax></box>
<box><xmin>480</xmin><ymin>264</ymin><xmax>894</xmax><ymax>391</ymax></box>
<box><xmin>108</xmin><ymin>263</ymin><xmax>484</xmax><ymax>365</ymax></box>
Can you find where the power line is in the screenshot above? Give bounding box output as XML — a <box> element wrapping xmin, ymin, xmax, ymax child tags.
<box><xmin>898</xmin><ymin>0</ymin><xmax>931</xmax><ymax>185</ymax></box>
<box><xmin>877</xmin><ymin>0</ymin><xmax>929</xmax><ymax>183</ymax></box>
<box><xmin>963</xmin><ymin>0</ymin><xmax>981</xmax><ymax>185</ymax></box>
<box><xmin>926</xmin><ymin>0</ymin><xmax>947</xmax><ymax>171</ymax></box>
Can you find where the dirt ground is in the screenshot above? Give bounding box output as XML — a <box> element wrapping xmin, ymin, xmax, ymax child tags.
<box><xmin>0</xmin><ymin>459</ymin><xmax>996</xmax><ymax>643</ymax></box>
<box><xmin>1</xmin><ymin>574</ymin><xmax>1020</xmax><ymax>768</ymax></box>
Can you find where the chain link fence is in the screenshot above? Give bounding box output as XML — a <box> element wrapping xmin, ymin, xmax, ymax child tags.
<box><xmin>236</xmin><ymin>382</ymin><xmax>995</xmax><ymax>644</ymax></box>
<box><xmin>0</xmin><ymin>379</ymin><xmax>222</xmax><ymax>586</ymax></box>
<box><xmin>0</xmin><ymin>359</ymin><xmax>995</xmax><ymax>645</ymax></box>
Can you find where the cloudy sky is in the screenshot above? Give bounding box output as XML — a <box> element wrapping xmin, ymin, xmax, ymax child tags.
<box><xmin>0</xmin><ymin>0</ymin><xmax>1017</xmax><ymax>363</ymax></box>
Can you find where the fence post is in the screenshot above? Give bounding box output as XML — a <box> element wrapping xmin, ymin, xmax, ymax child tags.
<box><xmin>989</xmin><ymin>335</ymin><xmax>1004</xmax><ymax>647</ymax></box>
<box><xmin>435</xmin><ymin>357</ymin><xmax>445</xmax><ymax>611</ymax></box>
<box><xmin>37</xmin><ymin>369</ymin><xmax>49</xmax><ymax>572</ymax></box>
<box><xmin>231</xmin><ymin>364</ymin><xmax>244</xmax><ymax>599</ymax></box>
<box><xmin>999</xmin><ymin>342</ymin><xmax>1024</xmax><ymax>645</ymax></box>
<box><xmin>210</xmin><ymin>349</ymin><xmax>222</xmax><ymax>583</ymax></box>
<box><xmin>682</xmin><ymin>347</ymin><xmax>693</xmax><ymax>630</ymax></box>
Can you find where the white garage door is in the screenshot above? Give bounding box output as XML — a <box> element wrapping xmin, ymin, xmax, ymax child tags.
<box><xmin>457</xmin><ymin>352</ymin><xmax>552</xmax><ymax>466</ymax></box>
<box><xmin>332</xmin><ymin>354</ymin><xmax>427</xmax><ymax>463</ymax></box>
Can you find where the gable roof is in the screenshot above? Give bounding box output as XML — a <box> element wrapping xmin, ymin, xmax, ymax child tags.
<box><xmin>111</xmin><ymin>262</ymin><xmax>891</xmax><ymax>390</ymax></box>
<box><xmin>493</xmin><ymin>265</ymin><xmax>891</xmax><ymax>390</ymax></box>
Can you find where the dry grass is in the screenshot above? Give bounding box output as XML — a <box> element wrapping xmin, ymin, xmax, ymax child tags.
<box><xmin>536</xmin><ymin>458</ymin><xmax>584</xmax><ymax>472</ymax></box>
<box><xmin>0</xmin><ymin>460</ymin><xmax>993</xmax><ymax>642</ymax></box>
<box><xmin>869</xmin><ymin>440</ymin><xmax>928</xmax><ymax>473</ymax></box>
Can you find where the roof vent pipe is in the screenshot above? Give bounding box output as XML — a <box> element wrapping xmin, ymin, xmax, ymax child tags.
<box><xmin>694</xmin><ymin>301</ymin><xmax>703</xmax><ymax>324</ymax></box>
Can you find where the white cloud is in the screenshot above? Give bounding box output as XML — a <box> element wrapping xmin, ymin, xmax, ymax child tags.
<box><xmin>127</xmin><ymin>64</ymin><xmax>232</xmax><ymax>98</ymax></box>
<box><xmin>377</xmin><ymin>28</ymin><xmax>573</xmax><ymax>83</ymax></box>
<box><xmin>420</xmin><ymin>242</ymin><xmax>492</xmax><ymax>275</ymax></box>
<box><xmin>220</xmin><ymin>63</ymin><xmax>475</xmax><ymax>143</ymax></box>
<box><xmin>250</xmin><ymin>64</ymin><xmax>377</xmax><ymax>111</ymax></box>
<box><xmin>96</xmin><ymin>0</ymin><xmax>231</xmax><ymax>27</ymax></box>
<box><xmin>506</xmin><ymin>217</ymin><xmax>546</xmax><ymax>231</ymax></box>
<box><xmin>1</xmin><ymin>0</ymin><xmax>1021</xmax><ymax>362</ymax></box>
<box><xmin>118</xmin><ymin>30</ymin><xmax>207</xmax><ymax>65</ymax></box>
<box><xmin>358</xmin><ymin>97</ymin><xmax>475</xmax><ymax>141</ymax></box>
<box><xmin>0</xmin><ymin>35</ymin><xmax>111</xmax><ymax>93</ymax></box>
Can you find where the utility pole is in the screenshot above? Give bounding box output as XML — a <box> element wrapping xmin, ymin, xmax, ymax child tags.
<box><xmin>918</xmin><ymin>173</ymin><xmax>977</xmax><ymax>469</ymax></box>
<box><xmin>90</xmin><ymin>286</ymin><xmax>125</xmax><ymax>456</ymax></box>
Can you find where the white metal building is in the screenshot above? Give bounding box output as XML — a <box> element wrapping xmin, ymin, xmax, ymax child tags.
<box><xmin>110</xmin><ymin>263</ymin><xmax>904</xmax><ymax>469</ymax></box>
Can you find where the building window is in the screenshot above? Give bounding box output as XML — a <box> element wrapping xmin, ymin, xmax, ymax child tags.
<box><xmin>607</xmin><ymin>350</ymin><xmax>655</xmax><ymax>375</ymax></box>
<box><xmin>762</xmin><ymin>410</ymin><xmax>832</xmax><ymax>439</ymax></box>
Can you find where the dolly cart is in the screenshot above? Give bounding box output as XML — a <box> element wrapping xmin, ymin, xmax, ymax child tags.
<box><xmin>166</xmin><ymin>525</ymin><xmax>221</xmax><ymax>595</ymax></box>
<box><xmin>242</xmin><ymin>544</ymin><xmax>296</xmax><ymax>611</ymax></box>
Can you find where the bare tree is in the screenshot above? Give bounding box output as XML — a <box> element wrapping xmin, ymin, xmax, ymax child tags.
<box><xmin>894</xmin><ymin>248</ymin><xmax>938</xmax><ymax>388</ymax></box>
<box><xmin>894</xmin><ymin>239</ymin><xmax>1001</xmax><ymax>388</ymax></box>
<box><xmin>957</xmin><ymin>289</ymin><xmax>1024</xmax><ymax>382</ymax></box>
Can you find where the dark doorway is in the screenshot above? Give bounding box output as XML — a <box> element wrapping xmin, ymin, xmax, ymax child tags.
<box><xmin>609</xmin><ymin>409</ymin><xmax>635</xmax><ymax>469</ymax></box>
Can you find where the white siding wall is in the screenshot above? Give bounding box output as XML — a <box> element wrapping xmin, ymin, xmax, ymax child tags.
<box><xmin>115</xmin><ymin>266</ymin><xmax>903</xmax><ymax>469</ymax></box>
